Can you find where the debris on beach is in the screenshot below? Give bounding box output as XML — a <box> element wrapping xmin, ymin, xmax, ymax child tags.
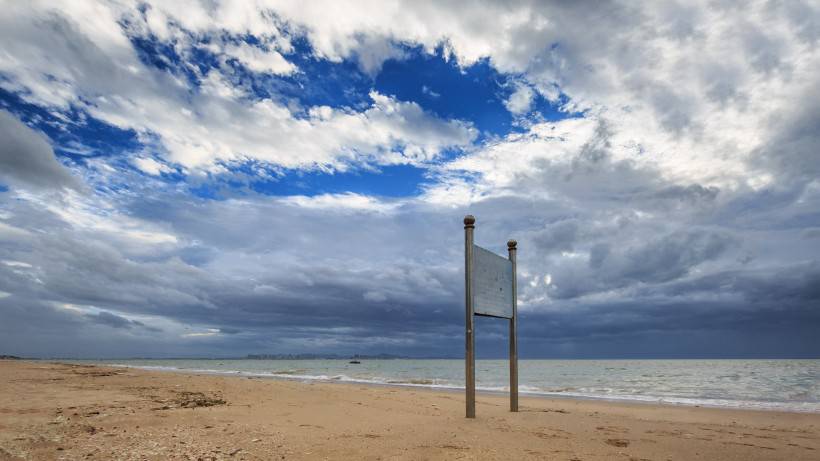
<box><xmin>173</xmin><ymin>391</ymin><xmax>226</xmax><ymax>408</ymax></box>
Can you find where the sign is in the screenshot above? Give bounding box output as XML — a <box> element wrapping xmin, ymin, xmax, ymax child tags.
<box><xmin>463</xmin><ymin>214</ymin><xmax>518</xmax><ymax>419</ymax></box>
<box><xmin>472</xmin><ymin>245</ymin><xmax>513</xmax><ymax>319</ymax></box>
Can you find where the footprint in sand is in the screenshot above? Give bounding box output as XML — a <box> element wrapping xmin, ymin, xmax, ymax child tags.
<box><xmin>721</xmin><ymin>441</ymin><xmax>776</xmax><ymax>450</ymax></box>
<box><xmin>531</xmin><ymin>427</ymin><xmax>571</xmax><ymax>439</ymax></box>
<box><xmin>597</xmin><ymin>425</ymin><xmax>629</xmax><ymax>434</ymax></box>
<box><xmin>786</xmin><ymin>443</ymin><xmax>815</xmax><ymax>451</ymax></box>
<box><xmin>605</xmin><ymin>438</ymin><xmax>630</xmax><ymax>447</ymax></box>
<box><xmin>439</xmin><ymin>444</ymin><xmax>469</xmax><ymax>450</ymax></box>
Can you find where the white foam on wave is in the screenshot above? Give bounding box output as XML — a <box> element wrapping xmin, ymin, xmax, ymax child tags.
<box><xmin>516</xmin><ymin>389</ymin><xmax>820</xmax><ymax>413</ymax></box>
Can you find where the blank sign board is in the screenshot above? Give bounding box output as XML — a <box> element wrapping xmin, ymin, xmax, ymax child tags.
<box><xmin>472</xmin><ymin>244</ymin><xmax>514</xmax><ymax>319</ymax></box>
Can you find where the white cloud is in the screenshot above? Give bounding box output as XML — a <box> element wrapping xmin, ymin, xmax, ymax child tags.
<box><xmin>132</xmin><ymin>157</ymin><xmax>174</xmax><ymax>176</ymax></box>
<box><xmin>0</xmin><ymin>2</ymin><xmax>475</xmax><ymax>176</ymax></box>
<box><xmin>505</xmin><ymin>83</ymin><xmax>534</xmax><ymax>115</ymax></box>
<box><xmin>7</xmin><ymin>0</ymin><xmax>816</xmax><ymax>191</ymax></box>
<box><xmin>363</xmin><ymin>290</ymin><xmax>387</xmax><ymax>302</ymax></box>
<box><xmin>182</xmin><ymin>328</ymin><xmax>221</xmax><ymax>338</ymax></box>
<box><xmin>351</xmin><ymin>34</ymin><xmax>406</xmax><ymax>76</ymax></box>
<box><xmin>239</xmin><ymin>0</ymin><xmax>818</xmax><ymax>188</ymax></box>
<box><xmin>422</xmin><ymin>117</ymin><xmax>599</xmax><ymax>206</ymax></box>
<box><xmin>2</xmin><ymin>261</ymin><xmax>33</xmax><ymax>270</ymax></box>
<box><xmin>14</xmin><ymin>189</ymin><xmax>179</xmax><ymax>252</ymax></box>
<box><xmin>222</xmin><ymin>42</ymin><xmax>296</xmax><ymax>75</ymax></box>
<box><xmin>252</xmin><ymin>0</ymin><xmax>531</xmax><ymax>68</ymax></box>
<box><xmin>421</xmin><ymin>85</ymin><xmax>440</xmax><ymax>98</ymax></box>
<box><xmin>0</xmin><ymin>221</ymin><xmax>33</xmax><ymax>241</ymax></box>
<box><xmin>283</xmin><ymin>192</ymin><xmax>399</xmax><ymax>213</ymax></box>
<box><xmin>117</xmin><ymin>84</ymin><xmax>475</xmax><ymax>171</ymax></box>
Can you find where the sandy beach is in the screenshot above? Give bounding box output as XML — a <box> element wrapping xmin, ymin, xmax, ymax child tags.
<box><xmin>0</xmin><ymin>360</ymin><xmax>817</xmax><ymax>460</ymax></box>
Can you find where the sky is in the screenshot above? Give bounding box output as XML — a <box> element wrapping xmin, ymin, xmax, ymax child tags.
<box><xmin>0</xmin><ymin>0</ymin><xmax>818</xmax><ymax>359</ymax></box>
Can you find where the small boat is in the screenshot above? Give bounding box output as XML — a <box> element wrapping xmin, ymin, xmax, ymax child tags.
<box><xmin>349</xmin><ymin>360</ymin><xmax>361</xmax><ymax>364</ymax></box>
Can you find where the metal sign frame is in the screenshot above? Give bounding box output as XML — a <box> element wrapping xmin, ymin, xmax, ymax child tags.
<box><xmin>464</xmin><ymin>215</ymin><xmax>518</xmax><ymax>418</ymax></box>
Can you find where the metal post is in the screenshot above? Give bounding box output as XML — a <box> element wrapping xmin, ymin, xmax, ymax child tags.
<box><xmin>508</xmin><ymin>239</ymin><xmax>518</xmax><ymax>412</ymax></box>
<box><xmin>464</xmin><ymin>215</ymin><xmax>476</xmax><ymax>418</ymax></box>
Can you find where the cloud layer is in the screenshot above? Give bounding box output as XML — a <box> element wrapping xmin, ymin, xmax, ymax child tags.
<box><xmin>0</xmin><ymin>0</ymin><xmax>818</xmax><ymax>358</ymax></box>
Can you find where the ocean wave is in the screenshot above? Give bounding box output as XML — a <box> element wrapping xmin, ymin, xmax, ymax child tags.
<box><xmin>269</xmin><ymin>369</ymin><xmax>307</xmax><ymax>375</ymax></box>
<box><xmin>106</xmin><ymin>363</ymin><xmax>820</xmax><ymax>413</ymax></box>
<box><xmin>387</xmin><ymin>378</ymin><xmax>435</xmax><ymax>385</ymax></box>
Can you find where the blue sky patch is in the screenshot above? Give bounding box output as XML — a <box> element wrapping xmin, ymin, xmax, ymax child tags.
<box><xmin>375</xmin><ymin>51</ymin><xmax>513</xmax><ymax>137</ymax></box>
<box><xmin>0</xmin><ymin>89</ymin><xmax>142</xmax><ymax>162</ymax></box>
<box><xmin>186</xmin><ymin>163</ymin><xmax>429</xmax><ymax>200</ymax></box>
<box><xmin>1</xmin><ymin>27</ymin><xmax>577</xmax><ymax>201</ymax></box>
<box><xmin>252</xmin><ymin>164</ymin><xmax>428</xmax><ymax>198</ymax></box>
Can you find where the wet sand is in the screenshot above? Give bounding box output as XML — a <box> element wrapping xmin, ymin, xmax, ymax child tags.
<box><xmin>0</xmin><ymin>360</ymin><xmax>817</xmax><ymax>460</ymax></box>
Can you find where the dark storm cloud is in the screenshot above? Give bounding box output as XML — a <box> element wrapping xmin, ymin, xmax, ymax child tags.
<box><xmin>600</xmin><ymin>230</ymin><xmax>736</xmax><ymax>284</ymax></box>
<box><xmin>652</xmin><ymin>262</ymin><xmax>820</xmax><ymax>305</ymax></box>
<box><xmin>542</xmin><ymin>229</ymin><xmax>737</xmax><ymax>300</ymax></box>
<box><xmin>755</xmin><ymin>90</ymin><xmax>820</xmax><ymax>182</ymax></box>
<box><xmin>2</xmin><ymin>154</ymin><xmax>817</xmax><ymax>359</ymax></box>
<box><xmin>531</xmin><ymin>220</ymin><xmax>580</xmax><ymax>255</ymax></box>
<box><xmin>0</xmin><ymin>110</ymin><xmax>82</xmax><ymax>191</ymax></box>
<box><xmin>86</xmin><ymin>311</ymin><xmax>162</xmax><ymax>332</ymax></box>
<box><xmin>0</xmin><ymin>192</ymin><xmax>468</xmax><ymax>356</ymax></box>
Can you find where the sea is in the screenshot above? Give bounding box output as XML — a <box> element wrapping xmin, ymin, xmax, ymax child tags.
<box><xmin>79</xmin><ymin>359</ymin><xmax>820</xmax><ymax>413</ymax></box>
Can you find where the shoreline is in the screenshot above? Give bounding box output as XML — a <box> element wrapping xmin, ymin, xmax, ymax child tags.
<box><xmin>90</xmin><ymin>360</ymin><xmax>820</xmax><ymax>415</ymax></box>
<box><xmin>2</xmin><ymin>360</ymin><xmax>818</xmax><ymax>459</ymax></box>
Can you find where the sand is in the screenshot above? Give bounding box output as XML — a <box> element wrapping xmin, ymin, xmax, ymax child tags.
<box><xmin>0</xmin><ymin>360</ymin><xmax>817</xmax><ymax>460</ymax></box>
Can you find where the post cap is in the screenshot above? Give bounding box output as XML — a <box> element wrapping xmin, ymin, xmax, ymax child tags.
<box><xmin>507</xmin><ymin>239</ymin><xmax>517</xmax><ymax>249</ymax></box>
<box><xmin>464</xmin><ymin>215</ymin><xmax>475</xmax><ymax>227</ymax></box>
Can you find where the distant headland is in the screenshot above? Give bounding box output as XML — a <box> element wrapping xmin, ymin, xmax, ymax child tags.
<box><xmin>245</xmin><ymin>353</ymin><xmax>406</xmax><ymax>360</ymax></box>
